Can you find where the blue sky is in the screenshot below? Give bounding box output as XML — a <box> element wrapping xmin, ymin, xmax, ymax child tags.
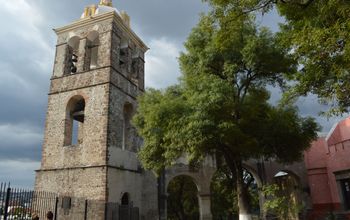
<box><xmin>0</xmin><ymin>0</ymin><xmax>345</xmax><ymax>188</ymax></box>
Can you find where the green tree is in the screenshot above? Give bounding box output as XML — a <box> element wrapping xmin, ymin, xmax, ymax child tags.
<box><xmin>167</xmin><ymin>176</ymin><xmax>199</xmax><ymax>220</ymax></box>
<box><xmin>263</xmin><ymin>184</ymin><xmax>303</xmax><ymax>220</ymax></box>
<box><xmin>133</xmin><ymin>9</ymin><xmax>319</xmax><ymax>220</ymax></box>
<box><xmin>211</xmin><ymin>166</ymin><xmax>238</xmax><ymax>219</ymax></box>
<box><xmin>211</xmin><ymin>167</ymin><xmax>259</xmax><ymax>219</ymax></box>
<box><xmin>206</xmin><ymin>0</ymin><xmax>350</xmax><ymax>115</ymax></box>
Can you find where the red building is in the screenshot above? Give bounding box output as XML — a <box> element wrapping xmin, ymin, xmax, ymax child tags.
<box><xmin>305</xmin><ymin>117</ymin><xmax>350</xmax><ymax>219</ymax></box>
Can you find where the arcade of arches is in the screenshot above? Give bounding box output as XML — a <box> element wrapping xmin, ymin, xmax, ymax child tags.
<box><xmin>158</xmin><ymin>158</ymin><xmax>308</xmax><ymax>220</ymax></box>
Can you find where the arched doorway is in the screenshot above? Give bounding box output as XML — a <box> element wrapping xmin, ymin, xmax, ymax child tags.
<box><xmin>121</xmin><ymin>192</ymin><xmax>130</xmax><ymax>206</ymax></box>
<box><xmin>210</xmin><ymin>167</ymin><xmax>261</xmax><ymax>220</ymax></box>
<box><xmin>167</xmin><ymin>175</ymin><xmax>200</xmax><ymax>220</ymax></box>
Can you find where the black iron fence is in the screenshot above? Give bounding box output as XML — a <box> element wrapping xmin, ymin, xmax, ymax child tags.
<box><xmin>0</xmin><ymin>182</ymin><xmax>140</xmax><ymax>220</ymax></box>
<box><xmin>0</xmin><ymin>182</ymin><xmax>58</xmax><ymax>220</ymax></box>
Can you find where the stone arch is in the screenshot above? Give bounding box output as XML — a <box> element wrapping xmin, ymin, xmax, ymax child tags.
<box><xmin>65</xmin><ymin>36</ymin><xmax>80</xmax><ymax>74</ymax></box>
<box><xmin>272</xmin><ymin>170</ymin><xmax>303</xmax><ymax>220</ymax></box>
<box><xmin>242</xmin><ymin>164</ymin><xmax>263</xmax><ymax>218</ymax></box>
<box><xmin>243</xmin><ymin>163</ymin><xmax>263</xmax><ymax>188</ymax></box>
<box><xmin>119</xmin><ymin>37</ymin><xmax>130</xmax><ymax>72</ymax></box>
<box><xmin>85</xmin><ymin>30</ymin><xmax>100</xmax><ymax>70</ymax></box>
<box><xmin>167</xmin><ymin>174</ymin><xmax>200</xmax><ymax>220</ymax></box>
<box><xmin>162</xmin><ymin>162</ymin><xmax>216</xmax><ymax>220</ymax></box>
<box><xmin>67</xmin><ymin>36</ymin><xmax>80</xmax><ymax>51</ymax></box>
<box><xmin>121</xmin><ymin>192</ymin><xmax>130</xmax><ymax>205</ymax></box>
<box><xmin>166</xmin><ymin>173</ymin><xmax>200</xmax><ymax>193</ymax></box>
<box><xmin>209</xmin><ymin>163</ymin><xmax>263</xmax><ymax>219</ymax></box>
<box><xmin>64</xmin><ymin>95</ymin><xmax>86</xmax><ymax>146</ymax></box>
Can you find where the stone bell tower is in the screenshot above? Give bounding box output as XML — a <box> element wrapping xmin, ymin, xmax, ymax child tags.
<box><xmin>35</xmin><ymin>1</ymin><xmax>158</xmax><ymax>219</ymax></box>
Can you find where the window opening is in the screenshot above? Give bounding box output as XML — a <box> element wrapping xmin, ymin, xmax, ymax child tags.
<box><xmin>341</xmin><ymin>178</ymin><xmax>350</xmax><ymax>210</ymax></box>
<box><xmin>65</xmin><ymin>36</ymin><xmax>80</xmax><ymax>75</ymax></box>
<box><xmin>119</xmin><ymin>38</ymin><xmax>128</xmax><ymax>67</ymax></box>
<box><xmin>72</xmin><ymin>120</ymin><xmax>79</xmax><ymax>145</ymax></box>
<box><xmin>65</xmin><ymin>97</ymin><xmax>85</xmax><ymax>146</ymax></box>
<box><xmin>85</xmin><ymin>31</ymin><xmax>99</xmax><ymax>70</ymax></box>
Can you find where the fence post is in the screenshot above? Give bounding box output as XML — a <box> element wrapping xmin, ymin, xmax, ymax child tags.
<box><xmin>84</xmin><ymin>200</ymin><xmax>88</xmax><ymax>220</ymax></box>
<box><xmin>54</xmin><ymin>197</ymin><xmax>59</xmax><ymax>220</ymax></box>
<box><xmin>3</xmin><ymin>187</ymin><xmax>11</xmax><ymax>220</ymax></box>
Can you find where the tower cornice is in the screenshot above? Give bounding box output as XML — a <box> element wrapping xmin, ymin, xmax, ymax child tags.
<box><xmin>54</xmin><ymin>11</ymin><xmax>149</xmax><ymax>52</ymax></box>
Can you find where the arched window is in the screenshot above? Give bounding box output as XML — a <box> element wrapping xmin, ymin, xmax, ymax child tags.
<box><xmin>85</xmin><ymin>31</ymin><xmax>99</xmax><ymax>70</ymax></box>
<box><xmin>65</xmin><ymin>36</ymin><xmax>80</xmax><ymax>75</ymax></box>
<box><xmin>119</xmin><ymin>38</ymin><xmax>129</xmax><ymax>68</ymax></box>
<box><xmin>121</xmin><ymin>193</ymin><xmax>130</xmax><ymax>205</ymax></box>
<box><xmin>64</xmin><ymin>96</ymin><xmax>85</xmax><ymax>146</ymax></box>
<box><xmin>122</xmin><ymin>103</ymin><xmax>133</xmax><ymax>151</ymax></box>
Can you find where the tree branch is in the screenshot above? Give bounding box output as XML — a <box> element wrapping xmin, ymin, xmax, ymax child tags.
<box><xmin>280</xmin><ymin>0</ymin><xmax>316</xmax><ymax>8</ymax></box>
<box><xmin>242</xmin><ymin>0</ymin><xmax>276</xmax><ymax>14</ymax></box>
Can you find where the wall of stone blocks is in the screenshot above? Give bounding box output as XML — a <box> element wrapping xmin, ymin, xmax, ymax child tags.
<box><xmin>106</xmin><ymin>168</ymin><xmax>158</xmax><ymax>220</ymax></box>
<box><xmin>107</xmin><ymin>80</ymin><xmax>140</xmax><ymax>153</ymax></box>
<box><xmin>53</xmin><ymin>18</ymin><xmax>114</xmax><ymax>78</ymax></box>
<box><xmin>35</xmin><ymin>167</ymin><xmax>107</xmax><ymax>200</ymax></box>
<box><xmin>53</xmin><ymin>197</ymin><xmax>106</xmax><ymax>220</ymax></box>
<box><xmin>107</xmin><ymin>168</ymin><xmax>143</xmax><ymax>205</ymax></box>
<box><xmin>110</xmin><ymin>22</ymin><xmax>145</xmax><ymax>91</ymax></box>
<box><xmin>41</xmin><ymin>82</ymin><xmax>110</xmax><ymax>170</ymax></box>
<box><xmin>37</xmin><ymin>11</ymin><xmax>155</xmax><ymax>220</ymax></box>
<box><xmin>140</xmin><ymin>171</ymin><xmax>159</xmax><ymax>220</ymax></box>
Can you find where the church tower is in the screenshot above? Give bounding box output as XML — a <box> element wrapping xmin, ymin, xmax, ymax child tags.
<box><xmin>35</xmin><ymin>1</ymin><xmax>158</xmax><ymax>219</ymax></box>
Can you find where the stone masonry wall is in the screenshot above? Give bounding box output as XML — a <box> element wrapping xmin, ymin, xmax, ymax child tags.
<box><xmin>40</xmin><ymin>84</ymin><xmax>109</xmax><ymax>169</ymax></box>
<box><xmin>35</xmin><ymin>167</ymin><xmax>106</xmax><ymax>200</ymax></box>
<box><xmin>36</xmin><ymin>10</ymin><xmax>156</xmax><ymax>220</ymax></box>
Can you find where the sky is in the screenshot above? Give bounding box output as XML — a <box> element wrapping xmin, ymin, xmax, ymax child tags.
<box><xmin>0</xmin><ymin>0</ymin><xmax>346</xmax><ymax>188</ymax></box>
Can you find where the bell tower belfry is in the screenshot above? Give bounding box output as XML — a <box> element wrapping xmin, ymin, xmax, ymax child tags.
<box><xmin>35</xmin><ymin>1</ymin><xmax>158</xmax><ymax>219</ymax></box>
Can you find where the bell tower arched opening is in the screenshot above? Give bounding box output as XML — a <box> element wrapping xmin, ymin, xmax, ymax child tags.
<box><xmin>64</xmin><ymin>95</ymin><xmax>85</xmax><ymax>146</ymax></box>
<box><xmin>85</xmin><ymin>31</ymin><xmax>100</xmax><ymax>70</ymax></box>
<box><xmin>65</xmin><ymin>36</ymin><xmax>80</xmax><ymax>75</ymax></box>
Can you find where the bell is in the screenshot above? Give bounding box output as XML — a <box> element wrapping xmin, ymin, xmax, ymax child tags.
<box><xmin>71</xmin><ymin>66</ymin><xmax>77</xmax><ymax>73</ymax></box>
<box><xmin>72</xmin><ymin>111</ymin><xmax>85</xmax><ymax>123</ymax></box>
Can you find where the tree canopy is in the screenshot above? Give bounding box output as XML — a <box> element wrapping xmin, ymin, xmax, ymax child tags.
<box><xmin>205</xmin><ymin>0</ymin><xmax>350</xmax><ymax>115</ymax></box>
<box><xmin>133</xmin><ymin>6</ymin><xmax>319</xmax><ymax>220</ymax></box>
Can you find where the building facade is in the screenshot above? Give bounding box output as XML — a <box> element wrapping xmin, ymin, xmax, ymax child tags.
<box><xmin>305</xmin><ymin>117</ymin><xmax>350</xmax><ymax>219</ymax></box>
<box><xmin>34</xmin><ymin>1</ymin><xmax>350</xmax><ymax>220</ymax></box>
<box><xmin>35</xmin><ymin>1</ymin><xmax>158</xmax><ymax>219</ymax></box>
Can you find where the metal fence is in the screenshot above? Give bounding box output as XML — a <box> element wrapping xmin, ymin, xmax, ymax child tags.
<box><xmin>0</xmin><ymin>182</ymin><xmax>58</xmax><ymax>220</ymax></box>
<box><xmin>0</xmin><ymin>182</ymin><xmax>141</xmax><ymax>220</ymax></box>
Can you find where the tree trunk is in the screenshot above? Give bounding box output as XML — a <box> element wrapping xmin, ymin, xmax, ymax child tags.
<box><xmin>222</xmin><ymin>150</ymin><xmax>253</xmax><ymax>220</ymax></box>
<box><xmin>234</xmin><ymin>160</ymin><xmax>253</xmax><ymax>220</ymax></box>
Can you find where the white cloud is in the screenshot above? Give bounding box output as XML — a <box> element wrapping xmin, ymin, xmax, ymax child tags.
<box><xmin>1</xmin><ymin>0</ymin><xmax>51</xmax><ymax>52</ymax></box>
<box><xmin>0</xmin><ymin>123</ymin><xmax>42</xmax><ymax>148</ymax></box>
<box><xmin>0</xmin><ymin>0</ymin><xmax>54</xmax><ymax>75</ymax></box>
<box><xmin>0</xmin><ymin>160</ymin><xmax>40</xmax><ymax>188</ymax></box>
<box><xmin>145</xmin><ymin>38</ymin><xmax>182</xmax><ymax>89</ymax></box>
